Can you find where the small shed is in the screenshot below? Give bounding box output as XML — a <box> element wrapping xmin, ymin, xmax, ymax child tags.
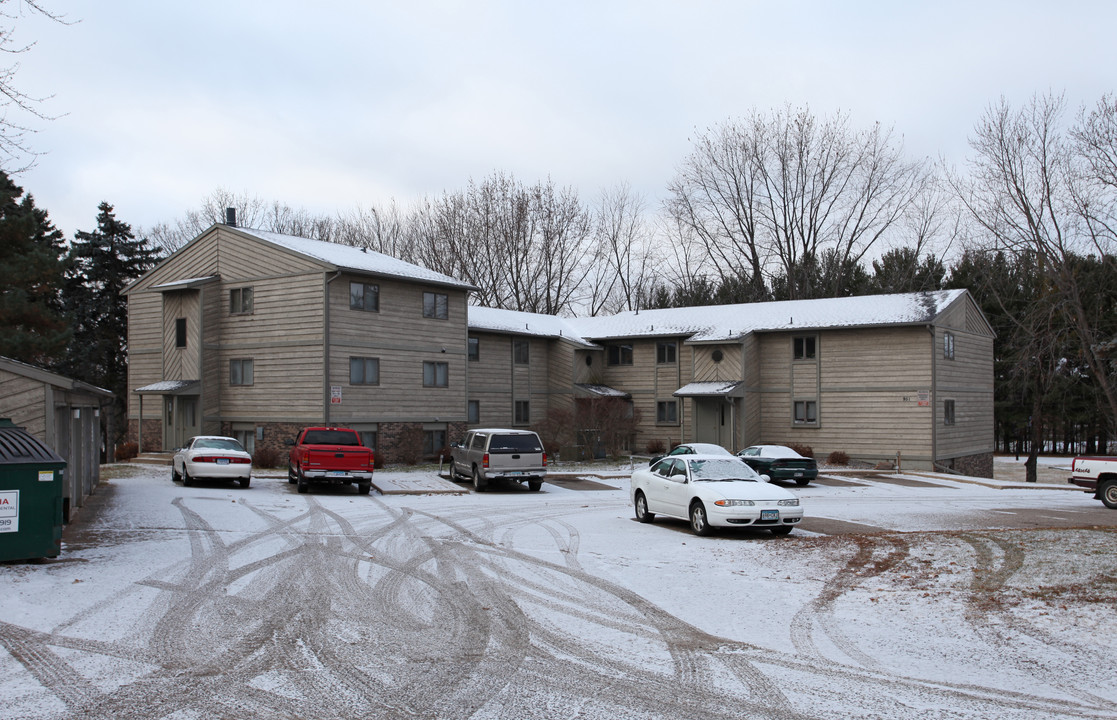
<box><xmin>0</xmin><ymin>356</ymin><xmax>113</xmax><ymax>522</ymax></box>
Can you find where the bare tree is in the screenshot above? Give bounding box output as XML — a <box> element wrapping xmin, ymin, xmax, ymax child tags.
<box><xmin>0</xmin><ymin>0</ymin><xmax>68</xmax><ymax>171</ymax></box>
<box><xmin>954</xmin><ymin>92</ymin><xmax>1117</xmax><ymax>458</ymax></box>
<box><xmin>583</xmin><ymin>183</ymin><xmax>658</xmax><ymax>315</ymax></box>
<box><xmin>667</xmin><ymin>106</ymin><xmax>928</xmax><ymax>299</ymax></box>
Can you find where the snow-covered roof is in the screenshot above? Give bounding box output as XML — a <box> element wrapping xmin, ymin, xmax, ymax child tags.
<box><xmin>469</xmin><ymin>290</ymin><xmax>971</xmax><ymax>345</ymax></box>
<box><xmin>467</xmin><ymin>306</ymin><xmax>597</xmax><ymax>347</ymax></box>
<box><xmin>151</xmin><ymin>276</ymin><xmax>218</xmax><ymax>291</ymax></box>
<box><xmin>134</xmin><ymin>380</ymin><xmax>198</xmax><ymax>394</ymax></box>
<box><xmin>234</xmin><ymin>228</ymin><xmax>478</xmax><ymax>292</ymax></box>
<box><xmin>575</xmin><ymin>384</ymin><xmax>631</xmax><ymax>398</ymax></box>
<box><xmin>568</xmin><ymin>289</ymin><xmax>969</xmax><ymax>343</ymax></box>
<box><xmin>674</xmin><ymin>381</ymin><xmax>745</xmax><ymax>397</ymax></box>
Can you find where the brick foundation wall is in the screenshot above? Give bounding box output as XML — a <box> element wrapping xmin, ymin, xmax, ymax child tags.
<box><xmin>127</xmin><ymin>418</ymin><xmax>164</xmax><ymax>452</ymax></box>
<box><xmin>941</xmin><ymin>451</ymin><xmax>994</xmax><ymax>479</ymax></box>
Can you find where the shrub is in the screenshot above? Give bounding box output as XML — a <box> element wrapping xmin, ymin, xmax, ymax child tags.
<box><xmin>827</xmin><ymin>450</ymin><xmax>850</xmax><ymax>466</ymax></box>
<box><xmin>115</xmin><ymin>442</ymin><xmax>138</xmax><ymax>461</ymax></box>
<box><xmin>789</xmin><ymin>443</ymin><xmax>814</xmax><ymax>458</ymax></box>
<box><xmin>253</xmin><ymin>446</ymin><xmax>283</xmax><ymax>469</ymax></box>
<box><xmin>646</xmin><ymin>438</ymin><xmax>667</xmax><ymax>455</ymax></box>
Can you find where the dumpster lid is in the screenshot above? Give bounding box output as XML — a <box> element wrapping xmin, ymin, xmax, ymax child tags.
<box><xmin>0</xmin><ymin>420</ymin><xmax>65</xmax><ymax>464</ymax></box>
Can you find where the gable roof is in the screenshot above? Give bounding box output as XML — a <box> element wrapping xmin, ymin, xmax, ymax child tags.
<box><xmin>0</xmin><ymin>356</ymin><xmax>113</xmax><ymax>398</ymax></box>
<box><xmin>125</xmin><ymin>225</ymin><xmax>478</xmax><ymax>294</ymax></box>
<box><xmin>232</xmin><ymin>228</ymin><xmax>478</xmax><ymax>291</ymax></box>
<box><xmin>470</xmin><ymin>290</ymin><xmax>980</xmax><ymax>345</ymax></box>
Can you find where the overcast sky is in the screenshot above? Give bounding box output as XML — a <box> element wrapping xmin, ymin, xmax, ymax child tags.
<box><xmin>12</xmin><ymin>0</ymin><xmax>1117</xmax><ymax>240</ymax></box>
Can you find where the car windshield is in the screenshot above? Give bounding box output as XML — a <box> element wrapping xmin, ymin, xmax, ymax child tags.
<box><xmin>489</xmin><ymin>434</ymin><xmax>543</xmax><ymax>453</ymax></box>
<box><xmin>687</xmin><ymin>458</ymin><xmax>759</xmax><ymax>482</ymax></box>
<box><xmin>194</xmin><ymin>438</ymin><xmax>245</xmax><ymax>452</ymax></box>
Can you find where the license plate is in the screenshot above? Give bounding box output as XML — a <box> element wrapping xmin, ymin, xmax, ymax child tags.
<box><xmin>328</xmin><ymin>471</ymin><xmax>347</xmax><ymax>477</ymax></box>
<box><xmin>794</xmin><ymin>471</ymin><xmax>803</xmax><ymax>477</ymax></box>
<box><xmin>761</xmin><ymin>509</ymin><xmax>778</xmax><ymax>521</ymax></box>
<box><xmin>216</xmin><ymin>458</ymin><xmax>230</xmax><ymax>465</ymax></box>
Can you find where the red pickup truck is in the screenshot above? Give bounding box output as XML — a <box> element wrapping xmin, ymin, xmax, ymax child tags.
<box><xmin>287</xmin><ymin>427</ymin><xmax>375</xmax><ymax>495</ymax></box>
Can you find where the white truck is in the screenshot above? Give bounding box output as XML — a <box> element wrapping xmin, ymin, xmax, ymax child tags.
<box><xmin>1068</xmin><ymin>455</ymin><xmax>1117</xmax><ymax>509</ymax></box>
<box><xmin>449</xmin><ymin>428</ymin><xmax>547</xmax><ymax>492</ymax></box>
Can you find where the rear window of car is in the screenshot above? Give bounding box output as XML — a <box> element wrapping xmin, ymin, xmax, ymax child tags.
<box><xmin>303</xmin><ymin>430</ymin><xmax>361</xmax><ymax>446</ymax></box>
<box><xmin>488</xmin><ymin>433</ymin><xmax>543</xmax><ymax>453</ymax></box>
<box><xmin>195</xmin><ymin>438</ymin><xmax>245</xmax><ymax>452</ymax></box>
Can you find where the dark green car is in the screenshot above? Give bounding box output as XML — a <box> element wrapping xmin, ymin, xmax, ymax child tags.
<box><xmin>736</xmin><ymin>445</ymin><xmax>818</xmax><ymax>486</ymax></box>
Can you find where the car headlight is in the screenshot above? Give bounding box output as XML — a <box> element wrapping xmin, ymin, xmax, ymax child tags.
<box><xmin>777</xmin><ymin>499</ymin><xmax>799</xmax><ymax>506</ymax></box>
<box><xmin>714</xmin><ymin>499</ymin><xmax>755</xmax><ymax>507</ymax></box>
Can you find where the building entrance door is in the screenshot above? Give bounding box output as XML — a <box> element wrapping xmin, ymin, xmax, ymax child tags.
<box><xmin>693</xmin><ymin>398</ymin><xmax>730</xmax><ymax>447</ymax></box>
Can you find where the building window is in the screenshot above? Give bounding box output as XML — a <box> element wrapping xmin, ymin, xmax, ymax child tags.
<box><xmin>423</xmin><ymin>429</ymin><xmax>447</xmax><ymax>457</ymax></box>
<box><xmin>793</xmin><ymin>400</ymin><xmax>817</xmax><ymax>424</ymax></box>
<box><xmin>513</xmin><ymin>339</ymin><xmax>530</xmax><ymax>364</ymax></box>
<box><xmin>468</xmin><ymin>400</ymin><xmax>480</xmax><ymax>424</ymax></box>
<box><xmin>468</xmin><ymin>337</ymin><xmax>479</xmax><ymax>361</ymax></box>
<box><xmin>349</xmin><ymin>357</ymin><xmax>380</xmax><ymax>385</ymax></box>
<box><xmin>230</xmin><ymin>287</ymin><xmax>253</xmax><ymax>314</ymax></box>
<box><xmin>423</xmin><ymin>292</ymin><xmax>448</xmax><ymax>319</ymax></box>
<box><xmin>657</xmin><ymin>341</ymin><xmax>677</xmax><ymax>364</ymax></box>
<box><xmin>514</xmin><ymin>400</ymin><xmax>530</xmax><ymax>424</ymax></box>
<box><xmin>423</xmin><ymin>361</ymin><xmax>449</xmax><ymax>387</ymax></box>
<box><xmin>793</xmin><ymin>336</ymin><xmax>816</xmax><ymax>360</ymax></box>
<box><xmin>175</xmin><ymin>318</ymin><xmax>187</xmax><ymax>348</ymax></box>
<box><xmin>350</xmin><ymin>282</ymin><xmax>379</xmax><ymax>312</ymax></box>
<box><xmin>944</xmin><ymin>399</ymin><xmax>956</xmax><ymax>425</ymax></box>
<box><xmin>230</xmin><ymin>359</ymin><xmax>254</xmax><ymax>386</ymax></box>
<box><xmin>607</xmin><ymin>344</ymin><xmax>633</xmax><ymax>366</ymax></box>
<box><xmin>656</xmin><ymin>400</ymin><xmax>678</xmax><ymax>424</ymax></box>
<box><xmin>944</xmin><ymin>332</ymin><xmax>955</xmax><ymax>360</ymax></box>
<box><xmin>358</xmin><ymin>430</ymin><xmax>378</xmax><ymax>453</ymax></box>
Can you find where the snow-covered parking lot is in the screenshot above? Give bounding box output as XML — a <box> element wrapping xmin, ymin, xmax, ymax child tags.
<box><xmin>1</xmin><ymin>462</ymin><xmax>1114</xmax><ymax>720</ymax></box>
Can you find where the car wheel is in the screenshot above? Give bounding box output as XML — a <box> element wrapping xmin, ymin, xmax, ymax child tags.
<box><xmin>357</xmin><ymin>482</ymin><xmax>371</xmax><ymax>495</ymax></box>
<box><xmin>634</xmin><ymin>491</ymin><xmax>655</xmax><ymax>523</ymax></box>
<box><xmin>182</xmin><ymin>467</ymin><xmax>193</xmax><ymax>487</ymax></box>
<box><xmin>472</xmin><ymin>467</ymin><xmax>487</xmax><ymax>492</ymax></box>
<box><xmin>770</xmin><ymin>525</ymin><xmax>793</xmax><ymax>536</ymax></box>
<box><xmin>528</xmin><ymin>479</ymin><xmax>542</xmax><ymax>492</ymax></box>
<box><xmin>172</xmin><ymin>464</ymin><xmax>180</xmax><ymax>482</ymax></box>
<box><xmin>796</xmin><ymin>478</ymin><xmax>810</xmax><ymax>487</ymax></box>
<box><xmin>297</xmin><ymin>472</ymin><xmax>309</xmax><ymax>494</ymax></box>
<box><xmin>1100</xmin><ymin>479</ymin><xmax>1117</xmax><ymax>509</ymax></box>
<box><xmin>239</xmin><ymin>477</ymin><xmax>251</xmax><ymax>489</ymax></box>
<box><xmin>689</xmin><ymin>501</ymin><xmax>713</xmax><ymax>536</ymax></box>
<box><xmin>287</xmin><ymin>463</ymin><xmax>297</xmax><ymax>484</ymax></box>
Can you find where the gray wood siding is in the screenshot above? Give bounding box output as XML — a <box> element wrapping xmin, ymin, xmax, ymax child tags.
<box><xmin>935</xmin><ymin>326</ymin><xmax>994</xmax><ymax>460</ymax></box>
<box><xmin>326</xmin><ymin>275</ymin><xmax>470</xmax><ymax>423</ymax></box>
<box><xmin>573</xmin><ymin>349</ymin><xmax>603</xmax><ymax>384</ymax></box>
<box><xmin>753</xmin><ymin>327</ymin><xmax>935</xmax><ymax>462</ymax></box>
<box><xmin>126</xmin><ymin>292</ymin><xmax>166</xmax><ymax>419</ymax></box>
<box><xmin>467</xmin><ymin>333</ymin><xmax>513</xmax><ymax>426</ymax></box>
<box><xmin>161</xmin><ymin>290</ymin><xmax>202</xmax><ymax>381</ymax></box>
<box><xmin>0</xmin><ymin>370</ymin><xmax>47</xmax><ymax>438</ymax></box>
<box><xmin>692</xmin><ymin>345</ymin><xmax>741</xmax><ymax>381</ymax></box>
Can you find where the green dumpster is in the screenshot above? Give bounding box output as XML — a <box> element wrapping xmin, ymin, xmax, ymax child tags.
<box><xmin>0</xmin><ymin>419</ymin><xmax>66</xmax><ymax>561</ymax></box>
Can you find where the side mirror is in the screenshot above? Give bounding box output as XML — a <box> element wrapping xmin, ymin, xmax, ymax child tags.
<box><xmin>284</xmin><ymin>438</ymin><xmax>295</xmax><ymax>447</ymax></box>
<box><xmin>759</xmin><ymin>474</ymin><xmax>771</xmax><ymax>483</ymax></box>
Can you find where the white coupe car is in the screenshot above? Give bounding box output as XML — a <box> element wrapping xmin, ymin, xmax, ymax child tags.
<box><xmin>172</xmin><ymin>436</ymin><xmax>253</xmax><ymax>488</ymax></box>
<box><xmin>631</xmin><ymin>454</ymin><xmax>804</xmax><ymax>536</ymax></box>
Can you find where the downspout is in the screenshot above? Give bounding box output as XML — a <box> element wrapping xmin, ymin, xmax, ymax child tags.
<box><xmin>324</xmin><ymin>271</ymin><xmax>342</xmax><ymax>425</ymax></box>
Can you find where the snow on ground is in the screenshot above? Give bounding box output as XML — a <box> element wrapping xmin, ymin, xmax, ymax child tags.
<box><xmin>0</xmin><ymin>463</ymin><xmax>1114</xmax><ymax>719</ymax></box>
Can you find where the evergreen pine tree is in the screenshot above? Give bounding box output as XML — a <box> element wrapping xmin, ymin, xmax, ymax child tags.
<box><xmin>0</xmin><ymin>170</ymin><xmax>69</xmax><ymax>365</ymax></box>
<box><xmin>63</xmin><ymin>202</ymin><xmax>160</xmax><ymax>444</ymax></box>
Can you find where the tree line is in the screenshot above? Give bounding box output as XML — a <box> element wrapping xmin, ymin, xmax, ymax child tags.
<box><xmin>2</xmin><ymin>93</ymin><xmax>1115</xmax><ymax>474</ymax></box>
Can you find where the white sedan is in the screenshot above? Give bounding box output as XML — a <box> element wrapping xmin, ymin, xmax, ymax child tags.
<box><xmin>631</xmin><ymin>454</ymin><xmax>804</xmax><ymax>536</ymax></box>
<box><xmin>172</xmin><ymin>436</ymin><xmax>253</xmax><ymax>488</ymax></box>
